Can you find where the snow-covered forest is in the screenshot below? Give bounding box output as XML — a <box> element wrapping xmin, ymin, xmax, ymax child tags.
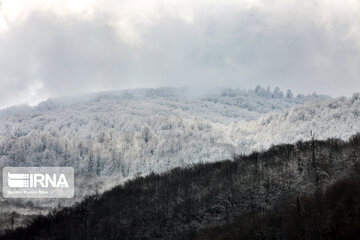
<box><xmin>0</xmin><ymin>87</ymin><xmax>328</xmax><ymax>176</ymax></box>
<box><xmin>0</xmin><ymin>86</ymin><xmax>359</xmax><ymax>233</ymax></box>
<box><xmin>0</xmin><ymin>87</ymin><xmax>359</xmax><ymax>195</ymax></box>
<box><xmin>0</xmin><ymin>87</ymin><xmax>360</xmax><ymax>186</ymax></box>
<box><xmin>3</xmin><ymin>134</ymin><xmax>360</xmax><ymax>239</ymax></box>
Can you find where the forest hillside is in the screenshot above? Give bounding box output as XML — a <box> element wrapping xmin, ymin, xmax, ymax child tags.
<box><xmin>2</xmin><ymin>133</ymin><xmax>360</xmax><ymax>239</ymax></box>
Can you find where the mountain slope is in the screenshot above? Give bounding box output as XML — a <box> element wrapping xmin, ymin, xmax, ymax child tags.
<box><xmin>1</xmin><ymin>89</ymin><xmax>359</xmax><ymax>198</ymax></box>
<box><xmin>2</xmin><ymin>134</ymin><xmax>360</xmax><ymax>240</ymax></box>
<box><xmin>0</xmin><ymin>89</ymin><xmax>357</xmax><ymax>181</ymax></box>
<box><xmin>0</xmin><ymin>88</ymin><xmax>358</xmax><ymax>234</ymax></box>
<box><xmin>0</xmin><ymin>87</ymin><xmax>329</xmax><ymax>178</ymax></box>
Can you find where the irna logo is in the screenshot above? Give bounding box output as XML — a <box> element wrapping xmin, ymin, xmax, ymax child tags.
<box><xmin>8</xmin><ymin>173</ymin><xmax>69</xmax><ymax>188</ymax></box>
<box><xmin>3</xmin><ymin>167</ymin><xmax>74</xmax><ymax>198</ymax></box>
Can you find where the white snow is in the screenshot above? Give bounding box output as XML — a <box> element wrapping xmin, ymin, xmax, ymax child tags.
<box><xmin>1</xmin><ymin>87</ymin><xmax>357</xmax><ymax>196</ymax></box>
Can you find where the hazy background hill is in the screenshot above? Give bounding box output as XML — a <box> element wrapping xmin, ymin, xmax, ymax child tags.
<box><xmin>0</xmin><ymin>87</ymin><xmax>329</xmax><ymax>178</ymax></box>
<box><xmin>1</xmin><ymin>87</ymin><xmax>358</xmax><ymax>181</ymax></box>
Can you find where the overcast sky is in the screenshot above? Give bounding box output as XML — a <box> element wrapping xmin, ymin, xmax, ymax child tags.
<box><xmin>0</xmin><ymin>0</ymin><xmax>359</xmax><ymax>108</ymax></box>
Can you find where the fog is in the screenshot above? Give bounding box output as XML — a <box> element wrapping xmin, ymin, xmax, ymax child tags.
<box><xmin>0</xmin><ymin>0</ymin><xmax>359</xmax><ymax>108</ymax></box>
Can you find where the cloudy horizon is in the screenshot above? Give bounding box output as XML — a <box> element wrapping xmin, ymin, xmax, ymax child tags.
<box><xmin>0</xmin><ymin>0</ymin><xmax>359</xmax><ymax>109</ymax></box>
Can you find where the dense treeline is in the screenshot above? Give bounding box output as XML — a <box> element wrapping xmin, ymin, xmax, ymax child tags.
<box><xmin>195</xmin><ymin>177</ymin><xmax>360</xmax><ymax>240</ymax></box>
<box><xmin>1</xmin><ymin>133</ymin><xmax>360</xmax><ymax>240</ymax></box>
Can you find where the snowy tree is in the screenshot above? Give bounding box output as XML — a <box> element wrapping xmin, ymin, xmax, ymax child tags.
<box><xmin>286</xmin><ymin>89</ymin><xmax>293</xmax><ymax>99</ymax></box>
<box><xmin>272</xmin><ymin>87</ymin><xmax>284</xmax><ymax>98</ymax></box>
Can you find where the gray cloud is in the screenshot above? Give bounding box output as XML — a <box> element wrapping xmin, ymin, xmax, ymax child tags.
<box><xmin>0</xmin><ymin>0</ymin><xmax>359</xmax><ymax>108</ymax></box>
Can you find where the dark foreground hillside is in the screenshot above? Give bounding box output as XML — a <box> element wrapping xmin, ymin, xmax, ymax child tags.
<box><xmin>1</xmin><ymin>133</ymin><xmax>360</xmax><ymax>240</ymax></box>
<box><xmin>195</xmin><ymin>177</ymin><xmax>360</xmax><ymax>240</ymax></box>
